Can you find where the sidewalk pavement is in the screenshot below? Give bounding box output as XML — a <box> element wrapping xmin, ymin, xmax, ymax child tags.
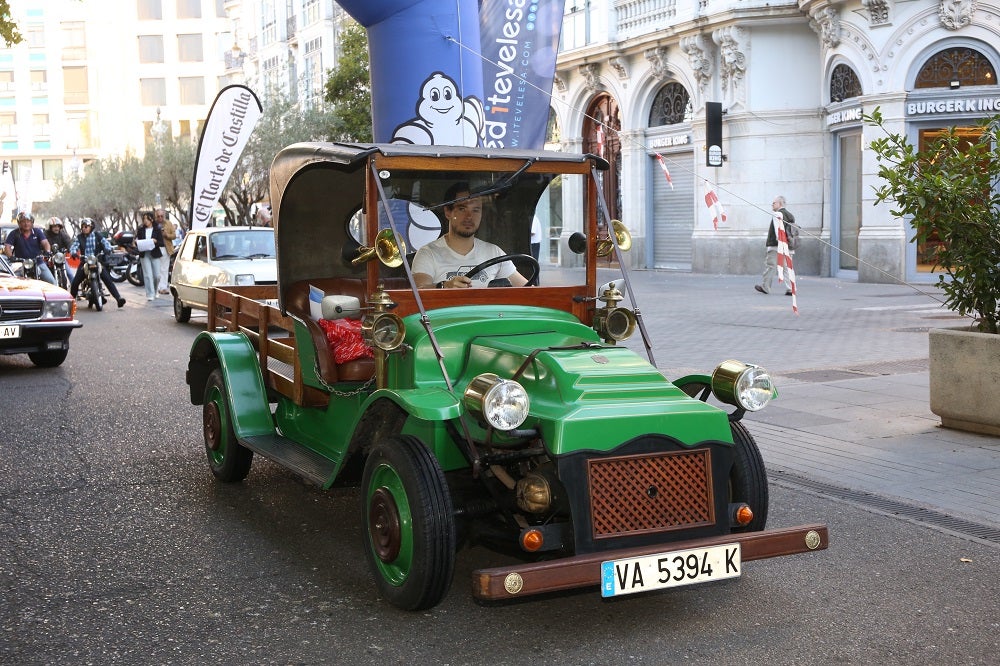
<box><xmin>590</xmin><ymin>268</ymin><xmax>1000</xmax><ymax>537</ymax></box>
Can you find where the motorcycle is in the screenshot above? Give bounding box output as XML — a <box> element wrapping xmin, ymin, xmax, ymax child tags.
<box><xmin>109</xmin><ymin>230</ymin><xmax>141</xmax><ymax>285</ymax></box>
<box><xmin>48</xmin><ymin>245</ymin><xmax>70</xmax><ymax>290</ymax></box>
<box><xmin>78</xmin><ymin>254</ymin><xmax>108</xmax><ymax>311</ymax></box>
<box><xmin>10</xmin><ymin>254</ymin><xmax>46</xmax><ymax>281</ymax></box>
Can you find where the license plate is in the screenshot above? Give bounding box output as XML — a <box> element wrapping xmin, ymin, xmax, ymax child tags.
<box><xmin>601</xmin><ymin>543</ymin><xmax>741</xmax><ymax>597</ymax></box>
<box><xmin>1</xmin><ymin>325</ymin><xmax>20</xmax><ymax>339</ymax></box>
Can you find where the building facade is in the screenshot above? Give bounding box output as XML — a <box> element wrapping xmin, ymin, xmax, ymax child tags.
<box><xmin>1</xmin><ymin>0</ymin><xmax>232</xmax><ymax>209</ymax></box>
<box><xmin>552</xmin><ymin>0</ymin><xmax>1000</xmax><ymax>283</ymax></box>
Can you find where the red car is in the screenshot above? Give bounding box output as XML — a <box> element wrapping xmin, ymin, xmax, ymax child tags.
<box><xmin>0</xmin><ymin>254</ymin><xmax>81</xmax><ymax>367</ymax></box>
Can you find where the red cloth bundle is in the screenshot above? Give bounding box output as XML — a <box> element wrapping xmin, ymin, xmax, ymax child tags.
<box><xmin>317</xmin><ymin>318</ymin><xmax>373</xmax><ymax>364</ymax></box>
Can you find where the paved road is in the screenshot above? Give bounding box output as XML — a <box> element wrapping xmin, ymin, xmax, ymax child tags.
<box><xmin>1</xmin><ymin>275</ymin><xmax>997</xmax><ymax>665</ymax></box>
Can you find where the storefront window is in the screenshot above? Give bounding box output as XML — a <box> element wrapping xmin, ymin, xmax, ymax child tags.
<box><xmin>914</xmin><ymin>126</ymin><xmax>984</xmax><ymax>272</ymax></box>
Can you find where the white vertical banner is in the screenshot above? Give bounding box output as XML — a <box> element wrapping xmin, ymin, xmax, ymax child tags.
<box><xmin>189</xmin><ymin>85</ymin><xmax>263</xmax><ymax>229</ymax></box>
<box><xmin>0</xmin><ymin>160</ymin><xmax>17</xmax><ymax>221</ymax></box>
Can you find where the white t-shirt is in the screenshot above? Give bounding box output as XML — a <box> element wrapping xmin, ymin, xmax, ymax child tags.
<box><xmin>412</xmin><ymin>235</ymin><xmax>515</xmax><ymax>287</ymax></box>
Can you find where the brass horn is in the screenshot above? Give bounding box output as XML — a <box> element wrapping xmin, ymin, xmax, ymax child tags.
<box><xmin>596</xmin><ymin>219</ymin><xmax>632</xmax><ymax>257</ymax></box>
<box><xmin>350</xmin><ymin>228</ymin><xmax>407</xmax><ymax>268</ymax></box>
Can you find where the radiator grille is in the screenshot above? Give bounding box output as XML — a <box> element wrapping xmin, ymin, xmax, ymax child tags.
<box><xmin>0</xmin><ymin>299</ymin><xmax>44</xmax><ymax>322</ymax></box>
<box><xmin>588</xmin><ymin>449</ymin><xmax>715</xmax><ymax>539</ymax></box>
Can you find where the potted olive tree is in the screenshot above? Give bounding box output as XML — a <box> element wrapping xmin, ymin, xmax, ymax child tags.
<box><xmin>866</xmin><ymin>108</ymin><xmax>1000</xmax><ymax>435</ymax></box>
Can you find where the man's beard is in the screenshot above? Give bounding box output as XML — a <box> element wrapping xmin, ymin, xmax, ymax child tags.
<box><xmin>453</xmin><ymin>227</ymin><xmax>476</xmax><ymax>239</ymax></box>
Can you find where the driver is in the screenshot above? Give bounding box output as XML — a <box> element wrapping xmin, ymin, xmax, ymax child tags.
<box><xmin>412</xmin><ymin>182</ymin><xmax>528</xmax><ymax>289</ymax></box>
<box><xmin>3</xmin><ymin>212</ymin><xmax>57</xmax><ymax>284</ymax></box>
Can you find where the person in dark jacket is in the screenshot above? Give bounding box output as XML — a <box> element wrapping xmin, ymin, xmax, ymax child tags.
<box><xmin>45</xmin><ymin>217</ymin><xmax>75</xmax><ymax>282</ymax></box>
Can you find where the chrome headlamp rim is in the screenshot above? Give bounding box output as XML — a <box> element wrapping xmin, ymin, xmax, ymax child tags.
<box><xmin>710</xmin><ymin>360</ymin><xmax>774</xmax><ymax>412</ymax></box>
<box><xmin>463</xmin><ymin>372</ymin><xmax>530</xmax><ymax>431</ymax></box>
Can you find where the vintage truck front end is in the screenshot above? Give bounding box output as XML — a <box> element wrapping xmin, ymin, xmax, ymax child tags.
<box><xmin>390</xmin><ymin>305</ymin><xmax>828</xmax><ymax>601</ymax></box>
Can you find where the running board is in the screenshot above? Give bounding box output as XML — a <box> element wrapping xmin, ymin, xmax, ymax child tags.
<box><xmin>240</xmin><ymin>434</ymin><xmax>338</xmax><ymax>486</ymax></box>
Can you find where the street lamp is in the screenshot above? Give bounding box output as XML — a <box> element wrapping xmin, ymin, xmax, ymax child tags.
<box><xmin>152</xmin><ymin>107</ymin><xmax>168</xmax><ymax>207</ymax></box>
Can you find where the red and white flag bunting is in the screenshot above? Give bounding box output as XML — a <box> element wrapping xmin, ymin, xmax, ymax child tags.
<box><xmin>654</xmin><ymin>153</ymin><xmax>673</xmax><ymax>189</ymax></box>
<box><xmin>703</xmin><ymin>182</ymin><xmax>727</xmax><ymax>230</ymax></box>
<box><xmin>774</xmin><ymin>211</ymin><xmax>798</xmax><ymax>314</ymax></box>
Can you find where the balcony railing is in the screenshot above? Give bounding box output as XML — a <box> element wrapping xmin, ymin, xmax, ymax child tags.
<box><xmin>615</xmin><ymin>0</ymin><xmax>677</xmax><ymax>42</ymax></box>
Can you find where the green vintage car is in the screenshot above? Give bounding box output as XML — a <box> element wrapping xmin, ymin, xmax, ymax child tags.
<box><xmin>185</xmin><ymin>143</ymin><xmax>827</xmax><ymax>610</ymax></box>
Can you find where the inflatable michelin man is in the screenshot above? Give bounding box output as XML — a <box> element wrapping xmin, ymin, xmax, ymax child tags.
<box><xmin>392</xmin><ymin>72</ymin><xmax>486</xmax><ymax>147</ymax></box>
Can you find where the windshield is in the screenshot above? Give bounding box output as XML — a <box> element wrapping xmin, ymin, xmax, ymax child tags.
<box><xmin>209</xmin><ymin>230</ymin><xmax>275</xmax><ymax>261</ymax></box>
<box><xmin>372</xmin><ymin>168</ymin><xmax>587</xmax><ymax>288</ymax></box>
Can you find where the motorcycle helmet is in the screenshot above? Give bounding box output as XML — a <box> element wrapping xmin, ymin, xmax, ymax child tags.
<box><xmin>80</xmin><ymin>218</ymin><xmax>95</xmax><ymax>229</ymax></box>
<box><xmin>48</xmin><ymin>217</ymin><xmax>64</xmax><ymax>230</ymax></box>
<box><xmin>17</xmin><ymin>211</ymin><xmax>34</xmax><ymax>223</ymax></box>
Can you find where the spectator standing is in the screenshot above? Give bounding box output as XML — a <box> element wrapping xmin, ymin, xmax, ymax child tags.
<box><xmin>528</xmin><ymin>215</ymin><xmax>542</xmax><ymax>286</ymax></box>
<box><xmin>135</xmin><ymin>211</ymin><xmax>165</xmax><ymax>301</ymax></box>
<box><xmin>155</xmin><ymin>208</ymin><xmax>175</xmax><ymax>294</ymax></box>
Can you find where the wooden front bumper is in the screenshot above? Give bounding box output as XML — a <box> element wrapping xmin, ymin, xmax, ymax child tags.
<box><xmin>472</xmin><ymin>523</ymin><xmax>829</xmax><ymax>601</ymax></box>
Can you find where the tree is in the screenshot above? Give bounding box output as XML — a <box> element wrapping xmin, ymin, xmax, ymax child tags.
<box><xmin>218</xmin><ymin>93</ymin><xmax>331</xmax><ymax>226</ymax></box>
<box><xmin>147</xmin><ymin>136</ymin><xmax>196</xmax><ymax>229</ymax></box>
<box><xmin>867</xmin><ymin>108</ymin><xmax>1000</xmax><ymax>334</ymax></box>
<box><xmin>1</xmin><ymin>1</ymin><xmax>22</xmax><ymax>47</ymax></box>
<box><xmin>324</xmin><ymin>20</ymin><xmax>372</xmax><ymax>142</ymax></box>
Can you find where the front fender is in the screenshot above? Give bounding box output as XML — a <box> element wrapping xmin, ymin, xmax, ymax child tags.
<box><xmin>361</xmin><ymin>387</ymin><xmax>463</xmax><ymax>421</ymax></box>
<box><xmin>187</xmin><ymin>331</ymin><xmax>274</xmax><ymax>439</ymax></box>
<box><xmin>672</xmin><ymin>373</ymin><xmax>713</xmax><ymax>397</ymax></box>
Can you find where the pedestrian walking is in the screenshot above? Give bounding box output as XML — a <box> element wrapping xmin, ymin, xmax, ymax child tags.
<box><xmin>155</xmin><ymin>208</ymin><xmax>175</xmax><ymax>294</ymax></box>
<box><xmin>755</xmin><ymin>195</ymin><xmax>795</xmax><ymax>296</ymax></box>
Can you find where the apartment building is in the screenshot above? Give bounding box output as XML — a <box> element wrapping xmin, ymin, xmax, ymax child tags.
<box><xmin>553</xmin><ymin>0</ymin><xmax>999</xmax><ymax>283</ymax></box>
<box><xmin>1</xmin><ymin>0</ymin><xmax>233</xmax><ymax>209</ymax></box>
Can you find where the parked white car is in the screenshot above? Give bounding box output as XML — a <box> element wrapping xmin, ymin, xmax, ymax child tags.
<box><xmin>169</xmin><ymin>226</ymin><xmax>276</xmax><ymax>322</ymax></box>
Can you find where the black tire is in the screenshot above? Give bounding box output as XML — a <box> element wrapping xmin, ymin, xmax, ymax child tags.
<box><xmin>202</xmin><ymin>369</ymin><xmax>253</xmax><ymax>482</ymax></box>
<box><xmin>127</xmin><ymin>260</ymin><xmax>143</xmax><ymax>287</ymax></box>
<box><xmin>729</xmin><ymin>420</ymin><xmax>769</xmax><ymax>532</ymax></box>
<box><xmin>173</xmin><ymin>294</ymin><xmax>192</xmax><ymax>323</ymax></box>
<box><xmin>90</xmin><ymin>277</ymin><xmax>103</xmax><ymax>311</ymax></box>
<box><xmin>28</xmin><ymin>349</ymin><xmax>68</xmax><ymax>367</ymax></box>
<box><xmin>362</xmin><ymin>435</ymin><xmax>456</xmax><ymax>611</ymax></box>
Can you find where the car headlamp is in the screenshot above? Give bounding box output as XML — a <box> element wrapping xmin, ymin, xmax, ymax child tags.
<box><xmin>463</xmin><ymin>373</ymin><xmax>530</xmax><ymax>431</ymax></box>
<box><xmin>711</xmin><ymin>360</ymin><xmax>774</xmax><ymax>412</ymax></box>
<box><xmin>43</xmin><ymin>299</ymin><xmax>75</xmax><ymax>320</ymax></box>
<box><xmin>234</xmin><ymin>273</ymin><xmax>255</xmax><ymax>286</ymax></box>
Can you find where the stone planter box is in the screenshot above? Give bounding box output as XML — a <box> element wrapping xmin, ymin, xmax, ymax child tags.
<box><xmin>929</xmin><ymin>327</ymin><xmax>1000</xmax><ymax>436</ymax></box>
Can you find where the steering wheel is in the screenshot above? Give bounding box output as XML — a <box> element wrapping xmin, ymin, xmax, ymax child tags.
<box><xmin>464</xmin><ymin>253</ymin><xmax>539</xmax><ymax>287</ymax></box>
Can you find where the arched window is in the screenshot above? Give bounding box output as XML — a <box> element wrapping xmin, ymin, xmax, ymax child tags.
<box><xmin>915</xmin><ymin>47</ymin><xmax>996</xmax><ymax>88</ymax></box>
<box><xmin>584</xmin><ymin>93</ymin><xmax>622</xmax><ymax>222</ymax></box>
<box><xmin>648</xmin><ymin>82</ymin><xmax>692</xmax><ymax>126</ymax></box>
<box><xmin>830</xmin><ymin>64</ymin><xmax>862</xmax><ymax>103</ymax></box>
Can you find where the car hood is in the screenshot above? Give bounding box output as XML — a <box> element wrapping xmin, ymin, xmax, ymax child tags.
<box><xmin>0</xmin><ymin>275</ymin><xmax>73</xmax><ymax>299</ymax></box>
<box><xmin>216</xmin><ymin>259</ymin><xmax>277</xmax><ymax>281</ymax></box>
